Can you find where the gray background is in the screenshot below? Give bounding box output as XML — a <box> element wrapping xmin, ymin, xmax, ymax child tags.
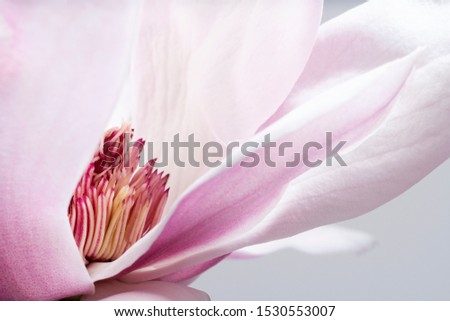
<box><xmin>191</xmin><ymin>0</ymin><xmax>450</xmax><ymax>300</ymax></box>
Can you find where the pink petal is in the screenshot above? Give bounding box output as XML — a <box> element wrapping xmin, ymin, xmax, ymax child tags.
<box><xmin>240</xmin><ymin>53</ymin><xmax>450</xmax><ymax>247</ymax></box>
<box><xmin>106</xmin><ymin>52</ymin><xmax>418</xmax><ymax>283</ymax></box>
<box><xmin>264</xmin><ymin>0</ymin><xmax>450</xmax><ymax>126</ymax></box>
<box><xmin>230</xmin><ymin>225</ymin><xmax>376</xmax><ymax>258</ymax></box>
<box><xmin>83</xmin><ymin>280</ymin><xmax>209</xmax><ymax>301</ymax></box>
<box><xmin>0</xmin><ymin>2</ymin><xmax>139</xmax><ymax>300</ymax></box>
<box><xmin>161</xmin><ymin>225</ymin><xmax>376</xmax><ymax>283</ymax></box>
<box><xmin>132</xmin><ymin>0</ymin><xmax>323</xmax><ymax>203</ymax></box>
<box><xmin>158</xmin><ymin>256</ymin><xmax>227</xmax><ymax>284</ymax></box>
<box><xmin>193</xmin><ymin>0</ymin><xmax>323</xmax><ymax>142</ymax></box>
<box><xmin>229</xmin><ymin>0</ymin><xmax>450</xmax><ymax>247</ymax></box>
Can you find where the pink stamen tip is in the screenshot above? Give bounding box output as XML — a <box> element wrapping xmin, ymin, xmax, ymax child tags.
<box><xmin>67</xmin><ymin>122</ymin><xmax>169</xmax><ymax>264</ymax></box>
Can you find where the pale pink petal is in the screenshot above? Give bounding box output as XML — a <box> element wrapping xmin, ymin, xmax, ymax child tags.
<box><xmin>108</xmin><ymin>52</ymin><xmax>418</xmax><ymax>283</ymax></box>
<box><xmin>158</xmin><ymin>256</ymin><xmax>227</xmax><ymax>284</ymax></box>
<box><xmin>192</xmin><ymin>0</ymin><xmax>323</xmax><ymax>142</ymax></box>
<box><xmin>0</xmin><ymin>2</ymin><xmax>139</xmax><ymax>300</ymax></box>
<box><xmin>132</xmin><ymin>0</ymin><xmax>323</xmax><ymax>203</ymax></box>
<box><xmin>264</xmin><ymin>0</ymin><xmax>450</xmax><ymax>126</ymax></box>
<box><xmin>161</xmin><ymin>225</ymin><xmax>376</xmax><ymax>283</ymax></box>
<box><xmin>239</xmin><ymin>54</ymin><xmax>450</xmax><ymax>247</ymax></box>
<box><xmin>230</xmin><ymin>225</ymin><xmax>376</xmax><ymax>258</ymax></box>
<box><xmin>83</xmin><ymin>280</ymin><xmax>209</xmax><ymax>301</ymax></box>
<box><xmin>162</xmin><ymin>226</ymin><xmax>375</xmax><ymax>283</ymax></box>
<box><xmin>229</xmin><ymin>0</ymin><xmax>450</xmax><ymax>247</ymax></box>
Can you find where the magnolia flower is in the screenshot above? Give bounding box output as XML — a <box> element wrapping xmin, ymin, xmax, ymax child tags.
<box><xmin>1</xmin><ymin>0</ymin><xmax>449</xmax><ymax>300</ymax></box>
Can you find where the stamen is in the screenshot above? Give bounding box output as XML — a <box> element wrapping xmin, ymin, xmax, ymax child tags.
<box><xmin>68</xmin><ymin>123</ymin><xmax>169</xmax><ymax>264</ymax></box>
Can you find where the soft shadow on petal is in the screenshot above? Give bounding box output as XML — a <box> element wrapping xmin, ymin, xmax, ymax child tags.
<box><xmin>113</xmin><ymin>52</ymin><xmax>417</xmax><ymax>283</ymax></box>
<box><xmin>152</xmin><ymin>256</ymin><xmax>227</xmax><ymax>284</ymax></box>
<box><xmin>194</xmin><ymin>0</ymin><xmax>323</xmax><ymax>142</ymax></box>
<box><xmin>234</xmin><ymin>0</ymin><xmax>450</xmax><ymax>246</ymax></box>
<box><xmin>83</xmin><ymin>280</ymin><xmax>209</xmax><ymax>301</ymax></box>
<box><xmin>161</xmin><ymin>225</ymin><xmax>376</xmax><ymax>283</ymax></box>
<box><xmin>0</xmin><ymin>2</ymin><xmax>139</xmax><ymax>300</ymax></box>
<box><xmin>132</xmin><ymin>0</ymin><xmax>323</xmax><ymax>203</ymax></box>
<box><xmin>230</xmin><ymin>225</ymin><xmax>376</xmax><ymax>258</ymax></box>
<box><xmin>241</xmin><ymin>54</ymin><xmax>450</xmax><ymax>247</ymax></box>
<box><xmin>264</xmin><ymin>0</ymin><xmax>450</xmax><ymax>126</ymax></box>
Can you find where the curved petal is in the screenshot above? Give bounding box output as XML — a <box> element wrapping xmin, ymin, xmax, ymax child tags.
<box><xmin>108</xmin><ymin>52</ymin><xmax>417</xmax><ymax>283</ymax></box>
<box><xmin>160</xmin><ymin>225</ymin><xmax>376</xmax><ymax>283</ymax></box>
<box><xmin>240</xmin><ymin>54</ymin><xmax>450</xmax><ymax>246</ymax></box>
<box><xmin>158</xmin><ymin>256</ymin><xmax>227</xmax><ymax>284</ymax></box>
<box><xmin>132</xmin><ymin>0</ymin><xmax>323</xmax><ymax>203</ymax></box>
<box><xmin>0</xmin><ymin>1</ymin><xmax>139</xmax><ymax>300</ymax></box>
<box><xmin>230</xmin><ymin>225</ymin><xmax>376</xmax><ymax>258</ymax></box>
<box><xmin>233</xmin><ymin>0</ymin><xmax>450</xmax><ymax>246</ymax></box>
<box><xmin>83</xmin><ymin>280</ymin><xmax>209</xmax><ymax>301</ymax></box>
<box><xmin>194</xmin><ymin>0</ymin><xmax>323</xmax><ymax>142</ymax></box>
<box><xmin>263</xmin><ymin>0</ymin><xmax>450</xmax><ymax>126</ymax></box>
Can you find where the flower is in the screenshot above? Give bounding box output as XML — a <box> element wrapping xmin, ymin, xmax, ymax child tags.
<box><xmin>1</xmin><ymin>0</ymin><xmax>449</xmax><ymax>300</ymax></box>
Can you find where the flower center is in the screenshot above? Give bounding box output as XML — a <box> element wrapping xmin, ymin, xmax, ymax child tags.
<box><xmin>68</xmin><ymin>123</ymin><xmax>168</xmax><ymax>264</ymax></box>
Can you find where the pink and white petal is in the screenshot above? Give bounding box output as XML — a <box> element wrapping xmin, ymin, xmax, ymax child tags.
<box><xmin>239</xmin><ymin>54</ymin><xmax>450</xmax><ymax>247</ymax></box>
<box><xmin>132</xmin><ymin>0</ymin><xmax>323</xmax><ymax>203</ymax></box>
<box><xmin>158</xmin><ymin>256</ymin><xmax>227</xmax><ymax>284</ymax></box>
<box><xmin>110</xmin><ymin>52</ymin><xmax>418</xmax><ymax>283</ymax></box>
<box><xmin>0</xmin><ymin>2</ymin><xmax>139</xmax><ymax>300</ymax></box>
<box><xmin>192</xmin><ymin>0</ymin><xmax>323</xmax><ymax>142</ymax></box>
<box><xmin>161</xmin><ymin>226</ymin><xmax>375</xmax><ymax>283</ymax></box>
<box><xmin>160</xmin><ymin>225</ymin><xmax>376</xmax><ymax>283</ymax></box>
<box><xmin>132</xmin><ymin>0</ymin><xmax>225</xmax><ymax>205</ymax></box>
<box><xmin>230</xmin><ymin>225</ymin><xmax>376</xmax><ymax>258</ymax></box>
<box><xmin>83</xmin><ymin>280</ymin><xmax>209</xmax><ymax>301</ymax></box>
<box><xmin>263</xmin><ymin>0</ymin><xmax>450</xmax><ymax>127</ymax></box>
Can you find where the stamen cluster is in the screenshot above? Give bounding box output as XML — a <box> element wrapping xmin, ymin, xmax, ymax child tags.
<box><xmin>68</xmin><ymin>123</ymin><xmax>168</xmax><ymax>264</ymax></box>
